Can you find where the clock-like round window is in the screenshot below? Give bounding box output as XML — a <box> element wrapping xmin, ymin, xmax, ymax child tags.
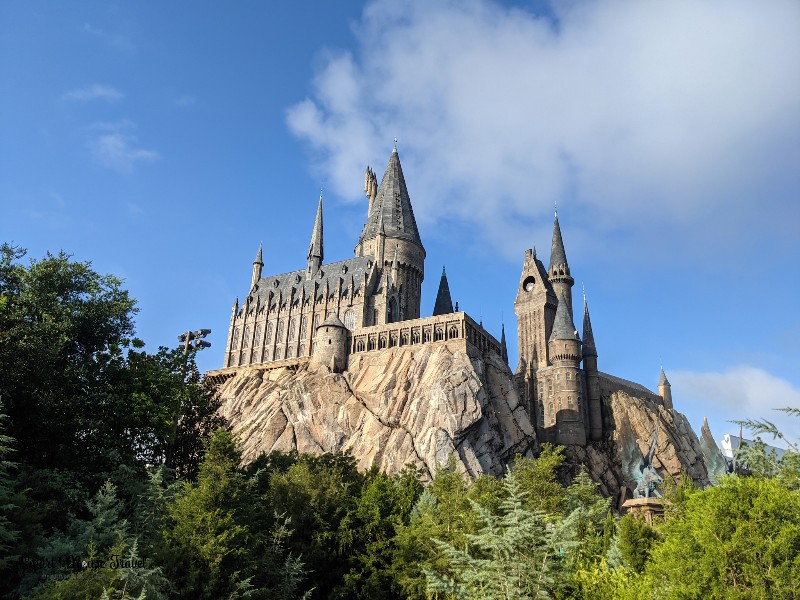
<box><xmin>523</xmin><ymin>276</ymin><xmax>535</xmax><ymax>292</ymax></box>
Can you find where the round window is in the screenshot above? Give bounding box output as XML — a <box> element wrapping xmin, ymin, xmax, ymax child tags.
<box><xmin>523</xmin><ymin>276</ymin><xmax>535</xmax><ymax>291</ymax></box>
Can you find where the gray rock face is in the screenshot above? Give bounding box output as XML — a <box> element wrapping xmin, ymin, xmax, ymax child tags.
<box><xmin>217</xmin><ymin>344</ymin><xmax>535</xmax><ymax>478</ymax></box>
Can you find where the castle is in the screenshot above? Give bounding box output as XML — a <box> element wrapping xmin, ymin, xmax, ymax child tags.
<box><xmin>220</xmin><ymin>145</ymin><xmax>673</xmax><ymax>448</ymax></box>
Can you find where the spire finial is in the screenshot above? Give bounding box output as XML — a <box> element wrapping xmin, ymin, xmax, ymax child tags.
<box><xmin>393</xmin><ymin>137</ymin><xmax>398</xmax><ymax>152</ymax></box>
<box><xmin>554</xmin><ymin>200</ymin><xmax>558</xmax><ymax>218</ymax></box>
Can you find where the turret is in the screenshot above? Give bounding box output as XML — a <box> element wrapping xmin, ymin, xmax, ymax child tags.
<box><xmin>307</xmin><ymin>194</ymin><xmax>324</xmax><ymax>279</ymax></box>
<box><xmin>582</xmin><ymin>293</ymin><xmax>602</xmax><ymax>441</ymax></box>
<box><xmin>548</xmin><ymin>211</ymin><xmax>575</xmax><ymax>316</ymax></box>
<box><xmin>252</xmin><ymin>243</ymin><xmax>263</xmax><ymax>289</ymax></box>
<box><xmin>546</xmin><ymin>292</ymin><xmax>586</xmax><ymax>446</ymax></box>
<box><xmin>659</xmin><ymin>367</ymin><xmax>673</xmax><ymax>410</ymax></box>
<box><xmin>500</xmin><ymin>323</ymin><xmax>509</xmax><ymax>365</ymax></box>
<box><xmin>311</xmin><ymin>313</ymin><xmax>348</xmax><ymax>373</ymax></box>
<box><xmin>354</xmin><ymin>145</ymin><xmax>425</xmax><ymax>320</ymax></box>
<box><xmin>432</xmin><ymin>266</ymin><xmax>454</xmax><ymax>316</ymax></box>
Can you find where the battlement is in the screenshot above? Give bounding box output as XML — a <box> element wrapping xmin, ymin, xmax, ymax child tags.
<box><xmin>349</xmin><ymin>311</ymin><xmax>502</xmax><ymax>357</ymax></box>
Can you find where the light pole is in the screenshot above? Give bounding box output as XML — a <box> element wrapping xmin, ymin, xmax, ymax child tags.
<box><xmin>166</xmin><ymin>328</ymin><xmax>211</xmax><ymax>469</ymax></box>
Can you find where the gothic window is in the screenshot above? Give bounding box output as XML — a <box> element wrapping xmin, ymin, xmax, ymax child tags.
<box><xmin>356</xmin><ymin>340</ymin><xmax>365</xmax><ymax>352</ymax></box>
<box><xmin>232</xmin><ymin>327</ymin><xmax>241</xmax><ymax>350</ymax></box>
<box><xmin>275</xmin><ymin>347</ymin><xmax>283</xmax><ymax>360</ymax></box>
<box><xmin>299</xmin><ymin>343</ymin><xmax>305</xmax><ymax>356</ymax></box>
<box><xmin>388</xmin><ymin>297</ymin><xmax>399</xmax><ymax>323</ymax></box>
<box><xmin>390</xmin><ymin>334</ymin><xmax>398</xmax><ymax>347</ymax></box>
<box><xmin>266</xmin><ymin>322</ymin><xmax>274</xmax><ymax>343</ymax></box>
<box><xmin>265</xmin><ymin>348</ymin><xmax>272</xmax><ymax>361</ymax></box>
<box><xmin>288</xmin><ymin>317</ymin><xmax>297</xmax><ymax>342</ymax></box>
<box><xmin>343</xmin><ymin>309</ymin><xmax>356</xmax><ymax>331</ymax></box>
<box><xmin>287</xmin><ymin>347</ymin><xmax>294</xmax><ymax>359</ymax></box>
<box><xmin>254</xmin><ymin>323</ymin><xmax>263</xmax><ymax>346</ymax></box>
<box><xmin>300</xmin><ymin>315</ymin><xmax>308</xmax><ymax>339</ymax></box>
<box><xmin>401</xmin><ymin>332</ymin><xmax>408</xmax><ymax>345</ymax></box>
<box><xmin>243</xmin><ymin>326</ymin><xmax>251</xmax><ymax>349</ymax></box>
<box><xmin>373</xmin><ymin>309</ymin><xmax>378</xmax><ymax>326</ymax></box>
<box><xmin>277</xmin><ymin>320</ymin><xmax>285</xmax><ymax>342</ymax></box>
<box><xmin>434</xmin><ymin>328</ymin><xmax>444</xmax><ymax>341</ymax></box>
<box><xmin>423</xmin><ymin>330</ymin><xmax>431</xmax><ymax>343</ymax></box>
<box><xmin>368</xmin><ymin>338</ymin><xmax>375</xmax><ymax>351</ymax></box>
<box><xmin>448</xmin><ymin>326</ymin><xmax>458</xmax><ymax>339</ymax></box>
<box><xmin>378</xmin><ymin>336</ymin><xmax>386</xmax><ymax>349</ymax></box>
<box><xmin>412</xmin><ymin>330</ymin><xmax>420</xmax><ymax>344</ymax></box>
<box><xmin>313</xmin><ymin>314</ymin><xmax>321</xmax><ymax>336</ymax></box>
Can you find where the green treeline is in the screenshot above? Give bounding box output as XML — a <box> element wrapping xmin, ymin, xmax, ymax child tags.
<box><xmin>1</xmin><ymin>244</ymin><xmax>799</xmax><ymax>599</ymax></box>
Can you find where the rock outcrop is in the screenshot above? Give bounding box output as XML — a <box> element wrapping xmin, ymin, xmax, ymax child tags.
<box><xmin>215</xmin><ymin>342</ymin><xmax>712</xmax><ymax>500</ymax></box>
<box><xmin>217</xmin><ymin>343</ymin><xmax>535</xmax><ymax>478</ymax></box>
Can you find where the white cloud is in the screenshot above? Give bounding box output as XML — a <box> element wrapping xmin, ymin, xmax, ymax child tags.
<box><xmin>287</xmin><ymin>0</ymin><xmax>800</xmax><ymax>259</ymax></box>
<box><xmin>63</xmin><ymin>84</ymin><xmax>124</xmax><ymax>102</ymax></box>
<box><xmin>88</xmin><ymin>120</ymin><xmax>159</xmax><ymax>173</ymax></box>
<box><xmin>82</xmin><ymin>23</ymin><xmax>135</xmax><ymax>53</ymax></box>
<box><xmin>671</xmin><ymin>366</ymin><xmax>800</xmax><ymax>445</ymax></box>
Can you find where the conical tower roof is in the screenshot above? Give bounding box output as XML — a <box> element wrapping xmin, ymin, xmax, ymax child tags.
<box><xmin>659</xmin><ymin>367</ymin><xmax>670</xmax><ymax>387</ymax></box>
<box><xmin>308</xmin><ymin>195</ymin><xmax>324</xmax><ymax>263</ymax></box>
<box><xmin>253</xmin><ymin>242</ymin><xmax>264</xmax><ymax>266</ymax></box>
<box><xmin>359</xmin><ymin>147</ymin><xmax>423</xmax><ymax>248</ymax></box>
<box><xmin>582</xmin><ymin>294</ymin><xmax>597</xmax><ymax>357</ymax></box>
<box><xmin>549</xmin><ymin>212</ymin><xmax>569</xmax><ymax>272</ymax></box>
<box><xmin>433</xmin><ymin>266</ymin><xmax>454</xmax><ymax>316</ymax></box>
<box><xmin>549</xmin><ymin>292</ymin><xmax>580</xmax><ymax>342</ymax></box>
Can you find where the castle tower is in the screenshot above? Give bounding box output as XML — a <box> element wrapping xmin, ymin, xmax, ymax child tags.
<box><xmin>252</xmin><ymin>243</ymin><xmax>263</xmax><ymax>289</ymax></box>
<box><xmin>433</xmin><ymin>266</ymin><xmax>454</xmax><ymax>315</ymax></box>
<box><xmin>310</xmin><ymin>313</ymin><xmax>348</xmax><ymax>373</ymax></box>
<box><xmin>582</xmin><ymin>293</ymin><xmax>603</xmax><ymax>441</ymax></box>
<box><xmin>355</xmin><ymin>146</ymin><xmax>425</xmax><ymax>322</ymax></box>
<box><xmin>500</xmin><ymin>322</ymin><xmax>509</xmax><ymax>365</ymax></box>
<box><xmin>658</xmin><ymin>367</ymin><xmax>673</xmax><ymax>410</ymax></box>
<box><xmin>548</xmin><ymin>212</ymin><xmax>575</xmax><ymax>316</ymax></box>
<box><xmin>307</xmin><ymin>195</ymin><xmax>324</xmax><ymax>279</ymax></box>
<box><xmin>546</xmin><ymin>292</ymin><xmax>586</xmax><ymax>446</ymax></box>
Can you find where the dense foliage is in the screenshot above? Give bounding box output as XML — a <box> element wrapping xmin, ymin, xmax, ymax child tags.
<box><xmin>1</xmin><ymin>244</ymin><xmax>798</xmax><ymax>599</ymax></box>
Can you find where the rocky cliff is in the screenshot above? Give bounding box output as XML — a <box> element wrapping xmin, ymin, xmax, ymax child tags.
<box><xmin>215</xmin><ymin>342</ymin><xmax>711</xmax><ymax>497</ymax></box>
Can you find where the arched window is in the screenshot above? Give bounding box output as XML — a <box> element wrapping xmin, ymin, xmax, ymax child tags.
<box><xmin>277</xmin><ymin>320</ymin><xmax>285</xmax><ymax>342</ymax></box>
<box><xmin>275</xmin><ymin>347</ymin><xmax>283</xmax><ymax>360</ymax></box>
<box><xmin>412</xmin><ymin>331</ymin><xmax>420</xmax><ymax>344</ymax></box>
<box><xmin>243</xmin><ymin>325</ymin><xmax>251</xmax><ymax>349</ymax></box>
<box><xmin>388</xmin><ymin>297</ymin><xmax>399</xmax><ymax>324</ymax></box>
<box><xmin>254</xmin><ymin>323</ymin><xmax>263</xmax><ymax>346</ymax></box>
<box><xmin>300</xmin><ymin>315</ymin><xmax>308</xmax><ymax>339</ymax></box>
<box><xmin>313</xmin><ymin>314</ymin><xmax>321</xmax><ymax>337</ymax></box>
<box><xmin>343</xmin><ymin>309</ymin><xmax>356</xmax><ymax>331</ymax></box>
<box><xmin>299</xmin><ymin>343</ymin><xmax>305</xmax><ymax>356</ymax></box>
<box><xmin>423</xmin><ymin>330</ymin><xmax>431</xmax><ymax>343</ymax></box>
<box><xmin>434</xmin><ymin>328</ymin><xmax>444</xmax><ymax>341</ymax></box>
<box><xmin>401</xmin><ymin>332</ymin><xmax>408</xmax><ymax>345</ymax></box>
<box><xmin>288</xmin><ymin>317</ymin><xmax>297</xmax><ymax>342</ymax></box>
<box><xmin>356</xmin><ymin>340</ymin><xmax>365</xmax><ymax>352</ymax></box>
<box><xmin>232</xmin><ymin>327</ymin><xmax>241</xmax><ymax>350</ymax></box>
<box><xmin>378</xmin><ymin>336</ymin><xmax>386</xmax><ymax>349</ymax></box>
<box><xmin>266</xmin><ymin>322</ymin><xmax>274</xmax><ymax>343</ymax></box>
<box><xmin>368</xmin><ymin>338</ymin><xmax>375</xmax><ymax>351</ymax></box>
<box><xmin>448</xmin><ymin>326</ymin><xmax>458</xmax><ymax>339</ymax></box>
<box><xmin>287</xmin><ymin>346</ymin><xmax>294</xmax><ymax>359</ymax></box>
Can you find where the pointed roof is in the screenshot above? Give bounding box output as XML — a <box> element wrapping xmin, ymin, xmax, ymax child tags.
<box><xmin>359</xmin><ymin>148</ymin><xmax>423</xmax><ymax>248</ymax></box>
<box><xmin>308</xmin><ymin>195</ymin><xmax>324</xmax><ymax>262</ymax></box>
<box><xmin>320</xmin><ymin>313</ymin><xmax>346</xmax><ymax>329</ymax></box>
<box><xmin>549</xmin><ymin>212</ymin><xmax>569</xmax><ymax>271</ymax></box>
<box><xmin>253</xmin><ymin>242</ymin><xmax>264</xmax><ymax>266</ymax></box>
<box><xmin>549</xmin><ymin>292</ymin><xmax>580</xmax><ymax>342</ymax></box>
<box><xmin>433</xmin><ymin>266</ymin><xmax>454</xmax><ymax>316</ymax></box>
<box><xmin>500</xmin><ymin>323</ymin><xmax>509</xmax><ymax>364</ymax></box>
<box><xmin>659</xmin><ymin>367</ymin><xmax>671</xmax><ymax>387</ymax></box>
<box><xmin>582</xmin><ymin>294</ymin><xmax>597</xmax><ymax>357</ymax></box>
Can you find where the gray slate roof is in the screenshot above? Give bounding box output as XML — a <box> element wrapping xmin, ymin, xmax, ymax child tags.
<box><xmin>359</xmin><ymin>149</ymin><xmax>423</xmax><ymax>248</ymax></box>
<box><xmin>308</xmin><ymin>196</ymin><xmax>324</xmax><ymax>262</ymax></box>
<box><xmin>582</xmin><ymin>296</ymin><xmax>597</xmax><ymax>356</ymax></box>
<box><xmin>659</xmin><ymin>368</ymin><xmax>670</xmax><ymax>387</ymax></box>
<box><xmin>549</xmin><ymin>214</ymin><xmax>569</xmax><ymax>270</ymax></box>
<box><xmin>246</xmin><ymin>255</ymin><xmax>376</xmax><ymax>310</ymax></box>
<box><xmin>549</xmin><ymin>293</ymin><xmax>580</xmax><ymax>342</ymax></box>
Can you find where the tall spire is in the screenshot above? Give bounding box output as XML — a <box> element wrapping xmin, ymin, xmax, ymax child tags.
<box><xmin>500</xmin><ymin>322</ymin><xmax>509</xmax><ymax>365</ymax></box>
<box><xmin>549</xmin><ymin>211</ymin><xmax>569</xmax><ymax>274</ymax></box>
<box><xmin>582</xmin><ymin>291</ymin><xmax>597</xmax><ymax>357</ymax></box>
<box><xmin>358</xmin><ymin>147</ymin><xmax>423</xmax><ymax>248</ymax></box>
<box><xmin>251</xmin><ymin>242</ymin><xmax>264</xmax><ymax>288</ymax></box>
<box><xmin>307</xmin><ymin>193</ymin><xmax>324</xmax><ymax>277</ymax></box>
<box><xmin>433</xmin><ymin>265</ymin><xmax>454</xmax><ymax>316</ymax></box>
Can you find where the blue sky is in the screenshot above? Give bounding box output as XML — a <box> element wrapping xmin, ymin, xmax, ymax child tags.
<box><xmin>2</xmin><ymin>0</ymin><xmax>799</xmax><ymax>446</ymax></box>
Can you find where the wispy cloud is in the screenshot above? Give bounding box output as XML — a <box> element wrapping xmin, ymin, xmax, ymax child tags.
<box><xmin>174</xmin><ymin>94</ymin><xmax>196</xmax><ymax>108</ymax></box>
<box><xmin>82</xmin><ymin>23</ymin><xmax>135</xmax><ymax>53</ymax></box>
<box><xmin>88</xmin><ymin>120</ymin><xmax>159</xmax><ymax>173</ymax></box>
<box><xmin>287</xmin><ymin>0</ymin><xmax>800</xmax><ymax>260</ymax></box>
<box><xmin>671</xmin><ymin>366</ymin><xmax>800</xmax><ymax>444</ymax></box>
<box><xmin>63</xmin><ymin>84</ymin><xmax>124</xmax><ymax>102</ymax></box>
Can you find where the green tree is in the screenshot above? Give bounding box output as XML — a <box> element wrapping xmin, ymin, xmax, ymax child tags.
<box><xmin>637</xmin><ymin>475</ymin><xmax>800</xmax><ymax>598</ymax></box>
<box><xmin>513</xmin><ymin>444</ymin><xmax>568</xmax><ymax>515</ymax></box>
<box><xmin>424</xmin><ymin>470</ymin><xmax>561</xmax><ymax>600</ymax></box>
<box><xmin>616</xmin><ymin>514</ymin><xmax>658</xmax><ymax>574</ymax></box>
